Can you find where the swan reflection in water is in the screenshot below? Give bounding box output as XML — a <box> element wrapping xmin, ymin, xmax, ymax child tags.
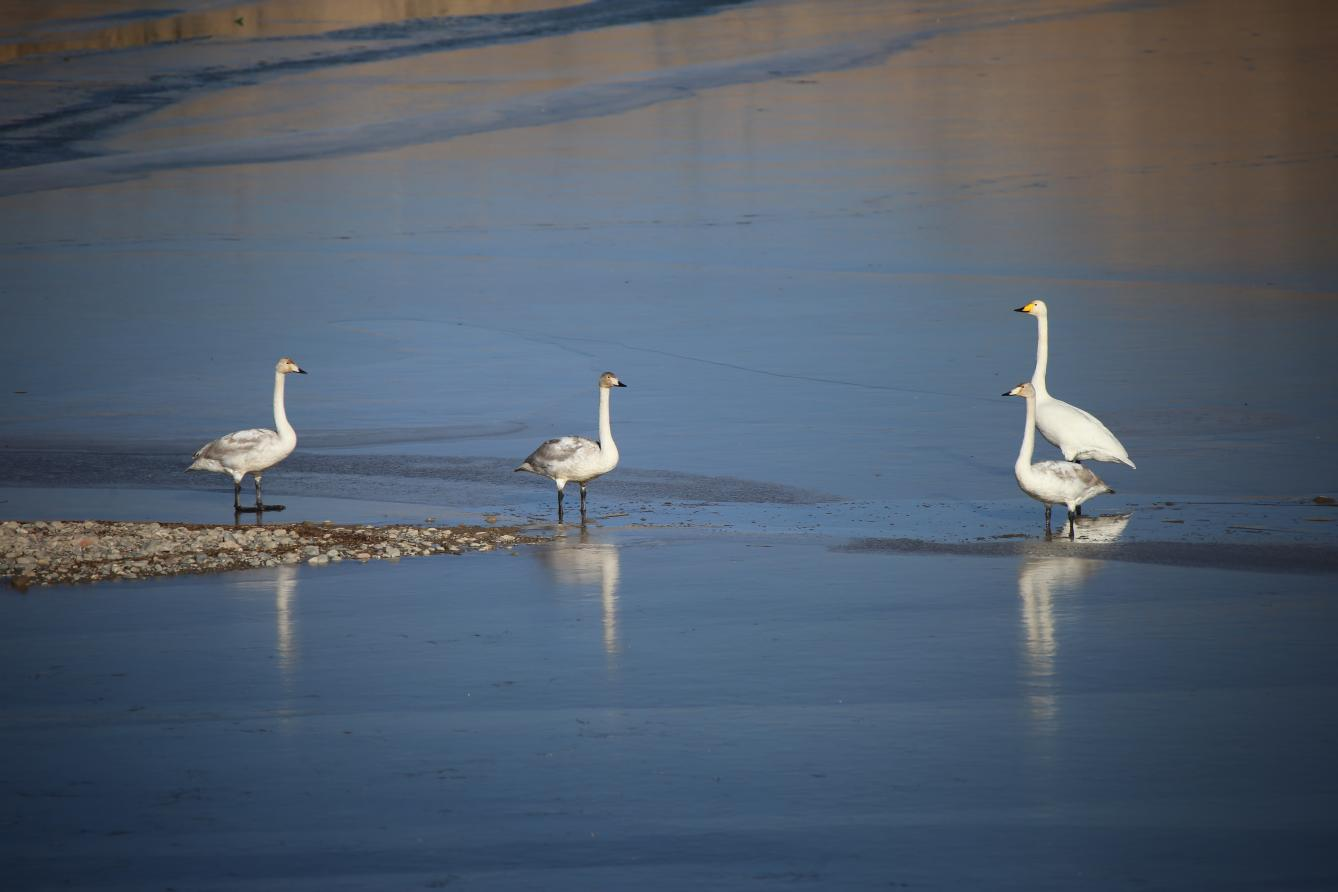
<box><xmin>1018</xmin><ymin>512</ymin><xmax>1131</xmax><ymax>735</ymax></box>
<box><xmin>535</xmin><ymin>523</ymin><xmax>622</xmax><ymax>667</ymax></box>
<box><xmin>231</xmin><ymin>563</ymin><xmax>301</xmax><ymax>693</ymax></box>
<box><xmin>272</xmin><ymin>564</ymin><xmax>300</xmax><ymax>678</ymax></box>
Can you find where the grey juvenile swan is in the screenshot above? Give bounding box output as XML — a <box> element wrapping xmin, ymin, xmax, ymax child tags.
<box><xmin>516</xmin><ymin>371</ymin><xmax>626</xmax><ymax>521</ymax></box>
<box><xmin>1005</xmin><ymin>381</ymin><xmax>1113</xmax><ymax>540</ymax></box>
<box><xmin>187</xmin><ymin>357</ymin><xmax>307</xmax><ymax>512</ymax></box>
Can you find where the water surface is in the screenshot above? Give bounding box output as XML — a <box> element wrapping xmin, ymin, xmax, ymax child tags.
<box><xmin>2</xmin><ymin>2</ymin><xmax>1337</xmax><ymax>888</ymax></box>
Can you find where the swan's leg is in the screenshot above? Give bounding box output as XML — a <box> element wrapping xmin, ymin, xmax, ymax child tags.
<box><xmin>247</xmin><ymin>474</ymin><xmax>285</xmax><ymax>513</ymax></box>
<box><xmin>236</xmin><ymin>476</ymin><xmax>259</xmax><ymax>513</ymax></box>
<box><xmin>556</xmin><ymin>485</ymin><xmax>565</xmax><ymax>522</ymax></box>
<box><xmin>1043</xmin><ymin>504</ymin><xmax>1052</xmax><ymax>537</ymax></box>
<box><xmin>579</xmin><ymin>483</ymin><xmax>588</xmax><ymax>516</ymax></box>
<box><xmin>1067</xmin><ymin>509</ymin><xmax>1077</xmax><ymax>540</ymax></box>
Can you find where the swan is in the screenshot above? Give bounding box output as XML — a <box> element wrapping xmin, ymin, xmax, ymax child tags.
<box><xmin>515</xmin><ymin>371</ymin><xmax>626</xmax><ymax>521</ymax></box>
<box><xmin>1005</xmin><ymin>382</ymin><xmax>1113</xmax><ymax>540</ymax></box>
<box><xmin>1015</xmin><ymin>300</ymin><xmax>1135</xmax><ymax>468</ymax></box>
<box><xmin>187</xmin><ymin>357</ymin><xmax>307</xmax><ymax>512</ymax></box>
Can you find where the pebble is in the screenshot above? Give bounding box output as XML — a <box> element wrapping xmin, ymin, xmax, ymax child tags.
<box><xmin>2</xmin><ymin>521</ymin><xmax>543</xmax><ymax>590</ymax></box>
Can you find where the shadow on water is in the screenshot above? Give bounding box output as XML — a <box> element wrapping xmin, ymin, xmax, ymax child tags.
<box><xmin>0</xmin><ymin>449</ymin><xmax>838</xmax><ymax>508</ymax></box>
<box><xmin>837</xmin><ymin>511</ymin><xmax>1338</xmax><ymax>575</ymax></box>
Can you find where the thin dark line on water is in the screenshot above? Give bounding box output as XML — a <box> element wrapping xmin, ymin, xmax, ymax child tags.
<box><xmin>328</xmin><ymin>316</ymin><xmax>1001</xmax><ymax>404</ymax></box>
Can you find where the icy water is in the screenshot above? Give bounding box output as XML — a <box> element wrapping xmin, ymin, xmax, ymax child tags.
<box><xmin>4</xmin><ymin>533</ymin><xmax>1338</xmax><ymax>891</ymax></box>
<box><xmin>3</xmin><ymin>0</ymin><xmax>1338</xmax><ymax>888</ymax></box>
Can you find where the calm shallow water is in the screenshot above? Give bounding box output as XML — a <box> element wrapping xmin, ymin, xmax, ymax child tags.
<box><xmin>2</xmin><ymin>1</ymin><xmax>1338</xmax><ymax>888</ymax></box>
<box><xmin>3</xmin><ymin>532</ymin><xmax>1336</xmax><ymax>890</ymax></box>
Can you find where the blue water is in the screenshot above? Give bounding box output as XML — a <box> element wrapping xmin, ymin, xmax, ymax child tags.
<box><xmin>2</xmin><ymin>3</ymin><xmax>1338</xmax><ymax>888</ymax></box>
<box><xmin>3</xmin><ymin>0</ymin><xmax>1336</xmax><ymax>518</ymax></box>
<box><xmin>3</xmin><ymin>533</ymin><xmax>1337</xmax><ymax>890</ymax></box>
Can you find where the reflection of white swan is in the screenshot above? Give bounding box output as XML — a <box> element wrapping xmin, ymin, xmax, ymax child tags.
<box><xmin>537</xmin><ymin>526</ymin><xmax>622</xmax><ymax>659</ymax></box>
<box><xmin>1016</xmin><ymin>514</ymin><xmax>1128</xmax><ymax>734</ymax></box>
<box><xmin>228</xmin><ymin>563</ymin><xmax>301</xmax><ymax>692</ymax></box>
<box><xmin>187</xmin><ymin>357</ymin><xmax>307</xmax><ymax>512</ymax></box>
<box><xmin>273</xmin><ymin>564</ymin><xmax>299</xmax><ymax>675</ymax></box>
<box><xmin>1069</xmin><ymin>512</ymin><xmax>1132</xmax><ymax>543</ymax></box>
<box><xmin>1006</xmin><ymin>382</ymin><xmax>1114</xmax><ymax>540</ymax></box>
<box><xmin>1015</xmin><ymin>300</ymin><xmax>1135</xmax><ymax>468</ymax></box>
<box><xmin>515</xmin><ymin>372</ymin><xmax>626</xmax><ymax>522</ymax></box>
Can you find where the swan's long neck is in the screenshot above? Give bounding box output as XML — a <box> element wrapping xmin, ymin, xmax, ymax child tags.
<box><xmin>597</xmin><ymin>386</ymin><xmax>618</xmax><ymax>462</ymax></box>
<box><xmin>1030</xmin><ymin>313</ymin><xmax>1051</xmax><ymax>398</ymax></box>
<box><xmin>272</xmin><ymin>372</ymin><xmax>296</xmax><ymax>446</ymax></box>
<box><xmin>1016</xmin><ymin>393</ymin><xmax>1037</xmax><ymax>475</ymax></box>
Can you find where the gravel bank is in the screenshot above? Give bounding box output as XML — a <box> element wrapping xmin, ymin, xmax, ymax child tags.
<box><xmin>1</xmin><ymin>520</ymin><xmax>548</xmax><ymax>590</ymax></box>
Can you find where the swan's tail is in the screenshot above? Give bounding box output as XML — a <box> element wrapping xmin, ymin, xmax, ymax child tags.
<box><xmin>514</xmin><ymin>462</ymin><xmax>534</xmax><ymax>474</ymax></box>
<box><xmin>1105</xmin><ymin>486</ymin><xmax>1116</xmax><ymax>494</ymax></box>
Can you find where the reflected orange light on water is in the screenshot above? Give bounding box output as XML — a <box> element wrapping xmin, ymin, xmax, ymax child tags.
<box><xmin>0</xmin><ymin>0</ymin><xmax>587</xmax><ymax>64</ymax></box>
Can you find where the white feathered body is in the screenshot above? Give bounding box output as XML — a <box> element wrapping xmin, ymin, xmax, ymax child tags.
<box><xmin>1016</xmin><ymin>456</ymin><xmax>1111</xmax><ymax>513</ymax></box>
<box><xmin>1034</xmin><ymin>394</ymin><xmax>1135</xmax><ymax>467</ymax></box>
<box><xmin>1010</xmin><ymin>381</ymin><xmax>1113</xmax><ymax>514</ymax></box>
<box><xmin>187</xmin><ymin>360</ymin><xmax>302</xmax><ymax>485</ymax></box>
<box><xmin>1019</xmin><ymin>300</ymin><xmax>1136</xmax><ymax>469</ymax></box>
<box><xmin>516</xmin><ymin>435</ymin><xmax>618</xmax><ymax>489</ymax></box>
<box><xmin>189</xmin><ymin>428</ymin><xmax>295</xmax><ymax>483</ymax></box>
<box><xmin>516</xmin><ymin>374</ymin><xmax>625</xmax><ymax>500</ymax></box>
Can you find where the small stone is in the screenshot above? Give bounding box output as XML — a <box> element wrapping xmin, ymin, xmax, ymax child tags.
<box><xmin>308</xmin><ymin>555</ymin><xmax>329</xmax><ymax>566</ymax></box>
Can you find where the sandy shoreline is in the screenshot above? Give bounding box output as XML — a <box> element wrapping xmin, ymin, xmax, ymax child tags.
<box><xmin>1</xmin><ymin>519</ymin><xmax>547</xmax><ymax>590</ymax></box>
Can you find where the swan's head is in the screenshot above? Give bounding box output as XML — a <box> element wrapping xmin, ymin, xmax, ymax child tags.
<box><xmin>599</xmin><ymin>371</ymin><xmax>627</xmax><ymax>389</ymax></box>
<box><xmin>1003</xmin><ymin>382</ymin><xmax>1035</xmax><ymax>398</ymax></box>
<box><xmin>1014</xmin><ymin>299</ymin><xmax>1048</xmax><ymax>317</ymax></box>
<box><xmin>276</xmin><ymin>357</ymin><xmax>308</xmax><ymax>375</ymax></box>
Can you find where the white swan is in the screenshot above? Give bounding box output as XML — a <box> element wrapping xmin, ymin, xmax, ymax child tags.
<box><xmin>515</xmin><ymin>371</ymin><xmax>626</xmax><ymax>521</ymax></box>
<box><xmin>187</xmin><ymin>357</ymin><xmax>306</xmax><ymax>512</ymax></box>
<box><xmin>1005</xmin><ymin>382</ymin><xmax>1113</xmax><ymax>540</ymax></box>
<box><xmin>1015</xmin><ymin>300</ymin><xmax>1135</xmax><ymax>468</ymax></box>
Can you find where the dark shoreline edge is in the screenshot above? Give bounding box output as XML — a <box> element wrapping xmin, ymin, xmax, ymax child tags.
<box><xmin>837</xmin><ymin>537</ymin><xmax>1338</xmax><ymax>576</ymax></box>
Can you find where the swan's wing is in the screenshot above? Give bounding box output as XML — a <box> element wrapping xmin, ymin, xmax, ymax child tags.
<box><xmin>194</xmin><ymin>428</ymin><xmax>279</xmax><ymax>461</ymax></box>
<box><xmin>1036</xmin><ymin>397</ymin><xmax>1133</xmax><ymax>465</ymax></box>
<box><xmin>521</xmin><ymin>436</ymin><xmax>599</xmax><ymax>471</ymax></box>
<box><xmin>1033</xmin><ymin>459</ymin><xmax>1107</xmax><ymax>490</ymax></box>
